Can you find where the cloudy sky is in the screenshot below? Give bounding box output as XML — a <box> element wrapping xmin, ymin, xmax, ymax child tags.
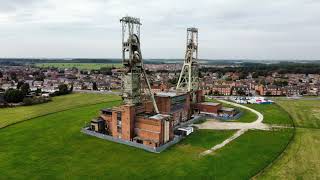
<box><xmin>0</xmin><ymin>0</ymin><xmax>320</xmax><ymax>60</ymax></box>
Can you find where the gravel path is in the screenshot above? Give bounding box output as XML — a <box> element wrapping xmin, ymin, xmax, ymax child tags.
<box><xmin>196</xmin><ymin>100</ymin><xmax>271</xmax><ymax>156</ymax></box>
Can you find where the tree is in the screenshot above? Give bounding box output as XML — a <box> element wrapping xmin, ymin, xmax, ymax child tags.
<box><xmin>58</xmin><ymin>84</ymin><xmax>69</xmax><ymax>95</ymax></box>
<box><xmin>69</xmin><ymin>84</ymin><xmax>73</xmax><ymax>93</ymax></box>
<box><xmin>168</xmin><ymin>77</ymin><xmax>178</xmax><ymax>85</ymax></box>
<box><xmin>17</xmin><ymin>81</ymin><xmax>24</xmax><ymax>89</ymax></box>
<box><xmin>237</xmin><ymin>89</ymin><xmax>246</xmax><ymax>96</ymax></box>
<box><xmin>0</xmin><ymin>71</ymin><xmax>3</xmax><ymax>78</ymax></box>
<box><xmin>35</xmin><ymin>88</ymin><xmax>42</xmax><ymax>96</ymax></box>
<box><xmin>92</xmin><ymin>82</ymin><xmax>98</xmax><ymax>91</ymax></box>
<box><xmin>252</xmin><ymin>73</ymin><xmax>259</xmax><ymax>78</ymax></box>
<box><xmin>10</xmin><ymin>72</ymin><xmax>17</xmax><ymax>82</ymax></box>
<box><xmin>20</xmin><ymin>83</ymin><xmax>30</xmax><ymax>96</ymax></box>
<box><xmin>4</xmin><ymin>89</ymin><xmax>24</xmax><ymax>103</ymax></box>
<box><xmin>213</xmin><ymin>90</ymin><xmax>220</xmax><ymax>96</ymax></box>
<box><xmin>99</xmin><ymin>67</ymin><xmax>112</xmax><ymax>75</ymax></box>
<box><xmin>265</xmin><ymin>91</ymin><xmax>272</xmax><ymax>96</ymax></box>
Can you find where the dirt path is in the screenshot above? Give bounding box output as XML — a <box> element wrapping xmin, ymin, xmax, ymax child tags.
<box><xmin>196</xmin><ymin>100</ymin><xmax>271</xmax><ymax>156</ymax></box>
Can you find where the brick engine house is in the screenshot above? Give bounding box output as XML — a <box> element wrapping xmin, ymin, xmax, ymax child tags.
<box><xmin>85</xmin><ymin>16</ymin><xmax>236</xmax><ymax>151</ymax></box>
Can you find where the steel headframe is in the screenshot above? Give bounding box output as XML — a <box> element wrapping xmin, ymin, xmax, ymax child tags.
<box><xmin>176</xmin><ymin>27</ymin><xmax>199</xmax><ymax>94</ymax></box>
<box><xmin>120</xmin><ymin>16</ymin><xmax>159</xmax><ymax>113</ymax></box>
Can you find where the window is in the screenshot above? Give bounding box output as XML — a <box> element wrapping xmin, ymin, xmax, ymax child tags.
<box><xmin>117</xmin><ymin>112</ymin><xmax>122</xmax><ymax>134</ymax></box>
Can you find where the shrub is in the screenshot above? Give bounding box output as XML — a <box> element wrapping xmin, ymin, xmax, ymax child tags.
<box><xmin>4</xmin><ymin>89</ymin><xmax>24</xmax><ymax>103</ymax></box>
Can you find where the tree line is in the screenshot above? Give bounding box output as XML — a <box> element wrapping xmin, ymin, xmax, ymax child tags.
<box><xmin>200</xmin><ymin>62</ymin><xmax>320</xmax><ymax>76</ymax></box>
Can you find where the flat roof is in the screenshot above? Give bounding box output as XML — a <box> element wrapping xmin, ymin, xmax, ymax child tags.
<box><xmin>178</xmin><ymin>127</ymin><xmax>193</xmax><ymax>131</ymax></box>
<box><xmin>156</xmin><ymin>91</ymin><xmax>187</xmax><ymax>98</ymax></box>
<box><xmin>221</xmin><ymin>107</ymin><xmax>235</xmax><ymax>112</ymax></box>
<box><xmin>156</xmin><ymin>92</ymin><xmax>178</xmax><ymax>97</ymax></box>
<box><xmin>101</xmin><ymin>108</ymin><xmax>112</xmax><ymax>112</ymax></box>
<box><xmin>199</xmin><ymin>102</ymin><xmax>221</xmax><ymax>106</ymax></box>
<box><xmin>149</xmin><ymin>114</ymin><xmax>170</xmax><ymax>120</ymax></box>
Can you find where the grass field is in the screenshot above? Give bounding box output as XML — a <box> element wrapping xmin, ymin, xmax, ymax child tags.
<box><xmin>0</xmin><ymin>93</ymin><xmax>121</xmax><ymax>128</ymax></box>
<box><xmin>276</xmin><ymin>99</ymin><xmax>320</xmax><ymax>128</ymax></box>
<box><xmin>0</xmin><ymin>95</ymin><xmax>294</xmax><ymax>179</ymax></box>
<box><xmin>257</xmin><ymin>99</ymin><xmax>320</xmax><ymax>179</ymax></box>
<box><xmin>36</xmin><ymin>63</ymin><xmax>123</xmax><ymax>70</ymax></box>
<box><xmin>258</xmin><ymin>128</ymin><xmax>320</xmax><ymax>180</ymax></box>
<box><xmin>246</xmin><ymin>104</ymin><xmax>293</xmax><ymax>126</ymax></box>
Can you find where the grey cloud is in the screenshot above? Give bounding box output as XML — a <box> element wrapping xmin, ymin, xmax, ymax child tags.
<box><xmin>0</xmin><ymin>0</ymin><xmax>319</xmax><ymax>60</ymax></box>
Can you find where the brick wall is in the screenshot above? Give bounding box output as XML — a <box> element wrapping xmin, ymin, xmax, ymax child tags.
<box><xmin>198</xmin><ymin>103</ymin><xmax>222</xmax><ymax>114</ymax></box>
<box><xmin>156</xmin><ymin>96</ymin><xmax>171</xmax><ymax>114</ymax></box>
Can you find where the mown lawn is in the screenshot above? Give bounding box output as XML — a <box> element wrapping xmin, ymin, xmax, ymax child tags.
<box><xmin>246</xmin><ymin>104</ymin><xmax>293</xmax><ymax>126</ymax></box>
<box><xmin>0</xmin><ymin>93</ymin><xmax>121</xmax><ymax>128</ymax></box>
<box><xmin>257</xmin><ymin>99</ymin><xmax>320</xmax><ymax>179</ymax></box>
<box><xmin>258</xmin><ymin>128</ymin><xmax>320</xmax><ymax>180</ymax></box>
<box><xmin>276</xmin><ymin>99</ymin><xmax>320</xmax><ymax>128</ymax></box>
<box><xmin>36</xmin><ymin>63</ymin><xmax>122</xmax><ymax>70</ymax></box>
<box><xmin>0</xmin><ymin>99</ymin><xmax>293</xmax><ymax>179</ymax></box>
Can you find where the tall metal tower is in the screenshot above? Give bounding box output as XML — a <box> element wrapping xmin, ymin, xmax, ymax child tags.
<box><xmin>176</xmin><ymin>27</ymin><xmax>199</xmax><ymax>94</ymax></box>
<box><xmin>120</xmin><ymin>16</ymin><xmax>159</xmax><ymax>113</ymax></box>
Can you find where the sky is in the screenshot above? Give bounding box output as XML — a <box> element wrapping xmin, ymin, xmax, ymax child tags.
<box><xmin>0</xmin><ymin>0</ymin><xmax>320</xmax><ymax>60</ymax></box>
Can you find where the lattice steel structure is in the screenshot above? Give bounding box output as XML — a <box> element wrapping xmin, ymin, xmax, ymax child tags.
<box><xmin>120</xmin><ymin>16</ymin><xmax>159</xmax><ymax>113</ymax></box>
<box><xmin>176</xmin><ymin>27</ymin><xmax>199</xmax><ymax>94</ymax></box>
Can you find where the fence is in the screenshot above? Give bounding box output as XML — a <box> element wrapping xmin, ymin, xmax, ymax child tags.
<box><xmin>174</xmin><ymin>115</ymin><xmax>206</xmax><ymax>129</ymax></box>
<box><xmin>81</xmin><ymin>127</ymin><xmax>184</xmax><ymax>153</ymax></box>
<box><xmin>204</xmin><ymin>111</ymin><xmax>243</xmax><ymax>121</ymax></box>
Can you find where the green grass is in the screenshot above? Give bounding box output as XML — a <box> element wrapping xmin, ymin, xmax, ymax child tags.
<box><xmin>234</xmin><ymin>108</ymin><xmax>257</xmax><ymax>123</ymax></box>
<box><xmin>36</xmin><ymin>63</ymin><xmax>123</xmax><ymax>70</ymax></box>
<box><xmin>258</xmin><ymin>128</ymin><xmax>320</xmax><ymax>180</ymax></box>
<box><xmin>246</xmin><ymin>104</ymin><xmax>293</xmax><ymax>126</ymax></box>
<box><xmin>0</xmin><ymin>93</ymin><xmax>121</xmax><ymax>128</ymax></box>
<box><xmin>180</xmin><ymin>130</ymin><xmax>236</xmax><ymax>149</ymax></box>
<box><xmin>0</xmin><ymin>98</ymin><xmax>293</xmax><ymax>179</ymax></box>
<box><xmin>257</xmin><ymin>98</ymin><xmax>320</xmax><ymax>179</ymax></box>
<box><xmin>276</xmin><ymin>99</ymin><xmax>320</xmax><ymax>128</ymax></box>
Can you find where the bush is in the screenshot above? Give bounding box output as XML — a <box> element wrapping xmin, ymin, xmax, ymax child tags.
<box><xmin>4</xmin><ymin>89</ymin><xmax>24</xmax><ymax>103</ymax></box>
<box><xmin>23</xmin><ymin>97</ymin><xmax>51</xmax><ymax>106</ymax></box>
<box><xmin>50</xmin><ymin>84</ymin><xmax>73</xmax><ymax>97</ymax></box>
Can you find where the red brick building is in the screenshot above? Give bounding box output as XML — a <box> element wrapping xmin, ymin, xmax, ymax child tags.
<box><xmin>96</xmin><ymin>103</ymin><xmax>173</xmax><ymax>148</ymax></box>
<box><xmin>90</xmin><ymin>90</ymin><xmax>233</xmax><ymax>148</ymax></box>
<box><xmin>93</xmin><ymin>91</ymin><xmax>197</xmax><ymax>148</ymax></box>
<box><xmin>196</xmin><ymin>102</ymin><xmax>222</xmax><ymax>115</ymax></box>
<box><xmin>156</xmin><ymin>92</ymin><xmax>191</xmax><ymax>126</ymax></box>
